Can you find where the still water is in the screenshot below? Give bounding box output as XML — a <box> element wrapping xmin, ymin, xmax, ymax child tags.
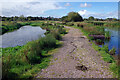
<box><xmin>99</xmin><ymin>27</ymin><xmax>120</xmax><ymax>54</ymax></box>
<box><xmin>0</xmin><ymin>26</ymin><xmax>46</xmax><ymax>48</ymax></box>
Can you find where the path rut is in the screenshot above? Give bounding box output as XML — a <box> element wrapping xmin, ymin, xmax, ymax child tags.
<box><xmin>36</xmin><ymin>26</ymin><xmax>113</xmax><ymax>78</ymax></box>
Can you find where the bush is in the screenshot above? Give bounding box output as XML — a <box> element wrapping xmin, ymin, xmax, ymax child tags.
<box><xmin>105</xmin><ymin>31</ymin><xmax>111</xmax><ymax>39</ymax></box>
<box><xmin>109</xmin><ymin>48</ymin><xmax>116</xmax><ymax>55</ymax></box>
<box><xmin>96</xmin><ymin>39</ymin><xmax>102</xmax><ymax>43</ymax></box>
<box><xmin>66</xmin><ymin>23</ymin><xmax>74</xmax><ymax>26</ymax></box>
<box><xmin>95</xmin><ymin>39</ymin><xmax>104</xmax><ymax>45</ymax></box>
<box><xmin>77</xmin><ymin>24</ymin><xmax>83</xmax><ymax>28</ymax></box>
<box><xmin>22</xmin><ymin>41</ymin><xmax>42</xmax><ymax>64</ymax></box>
<box><xmin>58</xmin><ymin>27</ymin><xmax>67</xmax><ymax>34</ymax></box>
<box><xmin>99</xmin><ymin>50</ymin><xmax>114</xmax><ymax>63</ymax></box>
<box><xmin>39</xmin><ymin>34</ymin><xmax>57</xmax><ymax>49</ymax></box>
<box><xmin>62</xmin><ymin>22</ymin><xmax>66</xmax><ymax>25</ymax></box>
<box><xmin>101</xmin><ymin>45</ymin><xmax>109</xmax><ymax>53</ymax></box>
<box><xmin>110</xmin><ymin>62</ymin><xmax>119</xmax><ymax>77</ymax></box>
<box><xmin>50</xmin><ymin>30</ymin><xmax>62</xmax><ymax>40</ymax></box>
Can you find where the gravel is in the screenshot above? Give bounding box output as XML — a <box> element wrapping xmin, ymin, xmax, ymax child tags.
<box><xmin>36</xmin><ymin>26</ymin><xmax>113</xmax><ymax>78</ymax></box>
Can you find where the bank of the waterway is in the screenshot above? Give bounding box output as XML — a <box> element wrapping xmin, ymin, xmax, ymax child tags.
<box><xmin>2</xmin><ymin>22</ymin><xmax>67</xmax><ymax>80</ymax></box>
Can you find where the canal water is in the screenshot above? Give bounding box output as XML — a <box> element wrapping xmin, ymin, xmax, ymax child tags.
<box><xmin>0</xmin><ymin>25</ymin><xmax>46</xmax><ymax>48</ymax></box>
<box><xmin>99</xmin><ymin>27</ymin><xmax>120</xmax><ymax>55</ymax></box>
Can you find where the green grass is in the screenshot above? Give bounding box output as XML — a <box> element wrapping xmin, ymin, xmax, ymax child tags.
<box><xmin>2</xmin><ymin>34</ymin><xmax>62</xmax><ymax>79</ymax></box>
<box><xmin>91</xmin><ymin>40</ymin><xmax>118</xmax><ymax>78</ymax></box>
<box><xmin>104</xmin><ymin>21</ymin><xmax>120</xmax><ymax>27</ymax></box>
<box><xmin>1</xmin><ymin>21</ymin><xmax>31</xmax><ymax>34</ymax></box>
<box><xmin>2</xmin><ymin>21</ymin><xmax>67</xmax><ymax>80</ymax></box>
<box><xmin>110</xmin><ymin>62</ymin><xmax>119</xmax><ymax>78</ymax></box>
<box><xmin>105</xmin><ymin>31</ymin><xmax>111</xmax><ymax>39</ymax></box>
<box><xmin>91</xmin><ymin>43</ymin><xmax>114</xmax><ymax>63</ymax></box>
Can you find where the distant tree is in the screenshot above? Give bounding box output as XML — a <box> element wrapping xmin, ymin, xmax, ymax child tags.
<box><xmin>61</xmin><ymin>16</ymin><xmax>68</xmax><ymax>22</ymax></box>
<box><xmin>5</xmin><ymin>17</ymin><xmax>11</xmax><ymax>21</ymax></box>
<box><xmin>27</xmin><ymin>16</ymin><xmax>32</xmax><ymax>21</ymax></box>
<box><xmin>84</xmin><ymin>18</ymin><xmax>88</xmax><ymax>21</ymax></box>
<box><xmin>118</xmin><ymin>19</ymin><xmax>120</xmax><ymax>21</ymax></box>
<box><xmin>94</xmin><ymin>18</ymin><xmax>99</xmax><ymax>21</ymax></box>
<box><xmin>0</xmin><ymin>16</ymin><xmax>1</xmax><ymax>21</ymax></box>
<box><xmin>112</xmin><ymin>18</ymin><xmax>117</xmax><ymax>21</ymax></box>
<box><xmin>13</xmin><ymin>16</ymin><xmax>18</xmax><ymax>21</ymax></box>
<box><xmin>88</xmin><ymin>16</ymin><xmax>94</xmax><ymax>21</ymax></box>
<box><xmin>1</xmin><ymin>16</ymin><xmax>60</xmax><ymax>21</ymax></box>
<box><xmin>106</xmin><ymin>18</ymin><xmax>113</xmax><ymax>21</ymax></box>
<box><xmin>18</xmin><ymin>15</ymin><xmax>25</xmax><ymax>21</ymax></box>
<box><xmin>67</xmin><ymin>12</ymin><xmax>83</xmax><ymax>22</ymax></box>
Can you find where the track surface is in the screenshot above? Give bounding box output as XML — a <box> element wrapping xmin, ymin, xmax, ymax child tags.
<box><xmin>36</xmin><ymin>26</ymin><xmax>113</xmax><ymax>78</ymax></box>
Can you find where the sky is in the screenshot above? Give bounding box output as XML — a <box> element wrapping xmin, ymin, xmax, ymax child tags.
<box><xmin>0</xmin><ymin>0</ymin><xmax>119</xmax><ymax>19</ymax></box>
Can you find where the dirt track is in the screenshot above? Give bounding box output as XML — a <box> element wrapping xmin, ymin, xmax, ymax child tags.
<box><xmin>36</xmin><ymin>26</ymin><xmax>113</xmax><ymax>78</ymax></box>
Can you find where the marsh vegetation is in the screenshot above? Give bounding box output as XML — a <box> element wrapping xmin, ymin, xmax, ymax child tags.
<box><xmin>1</xmin><ymin>12</ymin><xmax>119</xmax><ymax>79</ymax></box>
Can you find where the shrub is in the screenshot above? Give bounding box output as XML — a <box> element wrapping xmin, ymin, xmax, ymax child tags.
<box><xmin>109</xmin><ymin>48</ymin><xmax>116</xmax><ymax>55</ymax></box>
<box><xmin>88</xmin><ymin>36</ymin><xmax>94</xmax><ymax>40</ymax></box>
<box><xmin>62</xmin><ymin>22</ymin><xmax>66</xmax><ymax>25</ymax></box>
<box><xmin>101</xmin><ymin>45</ymin><xmax>109</xmax><ymax>53</ymax></box>
<box><xmin>58</xmin><ymin>27</ymin><xmax>67</xmax><ymax>34</ymax></box>
<box><xmin>96</xmin><ymin>39</ymin><xmax>102</xmax><ymax>43</ymax></box>
<box><xmin>66</xmin><ymin>23</ymin><xmax>74</xmax><ymax>26</ymax></box>
<box><xmin>110</xmin><ymin>62</ymin><xmax>119</xmax><ymax>77</ymax></box>
<box><xmin>39</xmin><ymin>34</ymin><xmax>57</xmax><ymax>49</ymax></box>
<box><xmin>105</xmin><ymin>31</ymin><xmax>111</xmax><ymax>39</ymax></box>
<box><xmin>50</xmin><ymin>30</ymin><xmax>62</xmax><ymax>40</ymax></box>
<box><xmin>77</xmin><ymin>24</ymin><xmax>83</xmax><ymax>28</ymax></box>
<box><xmin>100</xmin><ymin>50</ymin><xmax>114</xmax><ymax>63</ymax></box>
<box><xmin>21</xmin><ymin>41</ymin><xmax>42</xmax><ymax>64</ymax></box>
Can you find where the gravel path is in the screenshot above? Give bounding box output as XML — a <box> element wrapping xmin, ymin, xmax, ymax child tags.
<box><xmin>36</xmin><ymin>26</ymin><xmax>113</xmax><ymax>78</ymax></box>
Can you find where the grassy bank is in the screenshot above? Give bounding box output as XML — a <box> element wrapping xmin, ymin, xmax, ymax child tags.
<box><xmin>0</xmin><ymin>21</ymin><xmax>31</xmax><ymax>35</ymax></box>
<box><xmin>86</xmin><ymin>21</ymin><xmax>120</xmax><ymax>27</ymax></box>
<box><xmin>2</xmin><ymin>21</ymin><xmax>67</xmax><ymax>80</ymax></box>
<box><xmin>65</xmin><ymin>22</ymin><xmax>119</xmax><ymax>78</ymax></box>
<box><xmin>91</xmin><ymin>42</ymin><xmax>119</xmax><ymax>78</ymax></box>
<box><xmin>104</xmin><ymin>21</ymin><xmax>120</xmax><ymax>27</ymax></box>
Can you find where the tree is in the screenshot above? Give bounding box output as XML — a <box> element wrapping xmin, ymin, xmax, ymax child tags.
<box><xmin>67</xmin><ymin>12</ymin><xmax>83</xmax><ymax>22</ymax></box>
<box><xmin>18</xmin><ymin>15</ymin><xmax>25</xmax><ymax>21</ymax></box>
<box><xmin>61</xmin><ymin>16</ymin><xmax>68</xmax><ymax>22</ymax></box>
<box><xmin>13</xmin><ymin>16</ymin><xmax>19</xmax><ymax>21</ymax></box>
<box><xmin>61</xmin><ymin>12</ymin><xmax>83</xmax><ymax>22</ymax></box>
<box><xmin>88</xmin><ymin>16</ymin><xmax>94</xmax><ymax>21</ymax></box>
<box><xmin>0</xmin><ymin>16</ymin><xmax>1</xmax><ymax>21</ymax></box>
<box><xmin>112</xmin><ymin>18</ymin><xmax>117</xmax><ymax>21</ymax></box>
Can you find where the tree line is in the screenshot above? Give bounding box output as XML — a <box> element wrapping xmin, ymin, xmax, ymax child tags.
<box><xmin>0</xmin><ymin>12</ymin><xmax>119</xmax><ymax>22</ymax></box>
<box><xmin>0</xmin><ymin>15</ymin><xmax>60</xmax><ymax>21</ymax></box>
<box><xmin>61</xmin><ymin>12</ymin><xmax>119</xmax><ymax>22</ymax></box>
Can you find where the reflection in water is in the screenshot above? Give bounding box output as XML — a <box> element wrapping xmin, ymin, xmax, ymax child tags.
<box><xmin>99</xmin><ymin>27</ymin><xmax>119</xmax><ymax>54</ymax></box>
<box><xmin>0</xmin><ymin>26</ymin><xmax>46</xmax><ymax>48</ymax></box>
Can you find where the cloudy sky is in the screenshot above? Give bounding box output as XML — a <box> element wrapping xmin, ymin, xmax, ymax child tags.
<box><xmin>0</xmin><ymin>0</ymin><xmax>119</xmax><ymax>19</ymax></box>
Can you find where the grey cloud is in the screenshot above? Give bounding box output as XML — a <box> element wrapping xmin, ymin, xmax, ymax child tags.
<box><xmin>1</xmin><ymin>2</ymin><xmax>63</xmax><ymax>17</ymax></box>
